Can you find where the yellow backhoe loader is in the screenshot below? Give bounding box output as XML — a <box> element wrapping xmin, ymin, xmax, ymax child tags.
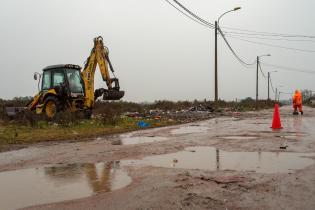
<box><xmin>5</xmin><ymin>36</ymin><xmax>124</xmax><ymax>119</ymax></box>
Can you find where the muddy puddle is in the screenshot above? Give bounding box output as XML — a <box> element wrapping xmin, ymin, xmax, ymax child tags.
<box><xmin>221</xmin><ymin>135</ymin><xmax>259</xmax><ymax>140</ymax></box>
<box><xmin>0</xmin><ymin>162</ymin><xmax>131</xmax><ymax>210</ymax></box>
<box><xmin>276</xmin><ymin>134</ymin><xmax>307</xmax><ymax>140</ymax></box>
<box><xmin>171</xmin><ymin>125</ymin><xmax>209</xmax><ymax>135</ymax></box>
<box><xmin>116</xmin><ymin>134</ymin><xmax>168</xmax><ymax>145</ymax></box>
<box><xmin>123</xmin><ymin>147</ymin><xmax>315</xmax><ymax>174</ymax></box>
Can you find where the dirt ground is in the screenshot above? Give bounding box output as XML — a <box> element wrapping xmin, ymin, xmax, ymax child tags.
<box><xmin>1</xmin><ymin>106</ymin><xmax>315</xmax><ymax>210</ymax></box>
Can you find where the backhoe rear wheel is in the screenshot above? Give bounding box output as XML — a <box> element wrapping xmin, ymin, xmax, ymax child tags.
<box><xmin>44</xmin><ymin>96</ymin><xmax>60</xmax><ymax>120</ymax></box>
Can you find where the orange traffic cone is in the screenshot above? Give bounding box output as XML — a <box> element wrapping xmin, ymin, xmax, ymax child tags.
<box><xmin>271</xmin><ymin>103</ymin><xmax>283</xmax><ymax>129</ymax></box>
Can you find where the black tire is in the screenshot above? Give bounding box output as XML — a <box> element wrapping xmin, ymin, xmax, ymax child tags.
<box><xmin>43</xmin><ymin>96</ymin><xmax>60</xmax><ymax>120</ymax></box>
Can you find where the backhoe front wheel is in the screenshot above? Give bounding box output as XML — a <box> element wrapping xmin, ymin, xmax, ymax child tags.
<box><xmin>44</xmin><ymin>96</ymin><xmax>60</xmax><ymax>120</ymax></box>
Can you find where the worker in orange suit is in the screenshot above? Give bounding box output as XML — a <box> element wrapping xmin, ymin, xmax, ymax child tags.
<box><xmin>292</xmin><ymin>90</ymin><xmax>303</xmax><ymax>115</ymax></box>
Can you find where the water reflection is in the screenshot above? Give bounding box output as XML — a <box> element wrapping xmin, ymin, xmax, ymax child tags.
<box><xmin>216</xmin><ymin>148</ymin><xmax>220</xmax><ymax>171</ymax></box>
<box><xmin>293</xmin><ymin>116</ymin><xmax>303</xmax><ymax>141</ymax></box>
<box><xmin>0</xmin><ymin>162</ymin><xmax>131</xmax><ymax>210</ymax></box>
<box><xmin>44</xmin><ymin>161</ymin><xmax>128</xmax><ymax>193</ymax></box>
<box><xmin>124</xmin><ymin>147</ymin><xmax>315</xmax><ymax>174</ymax></box>
<box><xmin>118</xmin><ymin>136</ymin><xmax>168</xmax><ymax>145</ymax></box>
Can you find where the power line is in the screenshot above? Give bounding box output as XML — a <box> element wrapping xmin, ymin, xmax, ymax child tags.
<box><xmin>223</xmin><ymin>33</ymin><xmax>315</xmax><ymax>43</ymax></box>
<box><xmin>260</xmin><ymin>62</ymin><xmax>315</xmax><ymax>74</ymax></box>
<box><xmin>258</xmin><ymin>62</ymin><xmax>267</xmax><ymax>79</ymax></box>
<box><xmin>165</xmin><ymin>0</ymin><xmax>315</xmax><ymax>44</ymax></box>
<box><xmin>163</xmin><ymin>0</ymin><xmax>212</xmax><ymax>28</ymax></box>
<box><xmin>164</xmin><ymin>0</ymin><xmax>256</xmax><ymax>68</ymax></box>
<box><xmin>163</xmin><ymin>0</ymin><xmax>315</xmax><ymax>75</ymax></box>
<box><xmin>279</xmin><ymin>91</ymin><xmax>294</xmax><ymax>95</ymax></box>
<box><xmin>269</xmin><ymin>77</ymin><xmax>276</xmax><ymax>93</ymax></box>
<box><xmin>218</xmin><ymin>27</ymin><xmax>256</xmax><ymax>67</ymax></box>
<box><xmin>171</xmin><ymin>0</ymin><xmax>215</xmax><ymax>28</ymax></box>
<box><xmin>222</xmin><ymin>28</ymin><xmax>315</xmax><ymax>39</ymax></box>
<box><xmin>226</xmin><ymin>36</ymin><xmax>315</xmax><ymax>53</ymax></box>
<box><xmin>166</xmin><ymin>0</ymin><xmax>315</xmax><ymax>39</ymax></box>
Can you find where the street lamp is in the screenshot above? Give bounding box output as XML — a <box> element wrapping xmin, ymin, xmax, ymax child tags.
<box><xmin>256</xmin><ymin>54</ymin><xmax>271</xmax><ymax>108</ymax></box>
<box><xmin>218</xmin><ymin>7</ymin><xmax>242</xmax><ymax>25</ymax></box>
<box><xmin>267</xmin><ymin>70</ymin><xmax>277</xmax><ymax>100</ymax></box>
<box><xmin>214</xmin><ymin>7</ymin><xmax>241</xmax><ymax>102</ymax></box>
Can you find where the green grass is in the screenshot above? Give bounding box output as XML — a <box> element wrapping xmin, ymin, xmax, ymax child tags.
<box><xmin>0</xmin><ymin>117</ymin><xmax>177</xmax><ymax>151</ymax></box>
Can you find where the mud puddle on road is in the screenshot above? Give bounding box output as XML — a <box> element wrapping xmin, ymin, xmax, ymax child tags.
<box><xmin>123</xmin><ymin>147</ymin><xmax>315</xmax><ymax>174</ymax></box>
<box><xmin>0</xmin><ymin>162</ymin><xmax>131</xmax><ymax>210</ymax></box>
<box><xmin>220</xmin><ymin>135</ymin><xmax>259</xmax><ymax>140</ymax></box>
<box><xmin>116</xmin><ymin>134</ymin><xmax>168</xmax><ymax>145</ymax></box>
<box><xmin>171</xmin><ymin>125</ymin><xmax>209</xmax><ymax>135</ymax></box>
<box><xmin>276</xmin><ymin>134</ymin><xmax>308</xmax><ymax>140</ymax></box>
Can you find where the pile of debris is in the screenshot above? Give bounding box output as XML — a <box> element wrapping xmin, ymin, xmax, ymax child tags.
<box><xmin>123</xmin><ymin>104</ymin><xmax>215</xmax><ymax>123</ymax></box>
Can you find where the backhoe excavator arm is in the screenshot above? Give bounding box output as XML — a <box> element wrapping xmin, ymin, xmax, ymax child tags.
<box><xmin>81</xmin><ymin>36</ymin><xmax>124</xmax><ymax>109</ymax></box>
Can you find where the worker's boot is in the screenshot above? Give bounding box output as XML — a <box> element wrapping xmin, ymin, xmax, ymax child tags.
<box><xmin>300</xmin><ymin>111</ymin><xmax>304</xmax><ymax>115</ymax></box>
<box><xmin>293</xmin><ymin>111</ymin><xmax>299</xmax><ymax>115</ymax></box>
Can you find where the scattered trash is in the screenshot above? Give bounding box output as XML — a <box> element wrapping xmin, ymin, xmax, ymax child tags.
<box><xmin>154</xmin><ymin>116</ymin><xmax>161</xmax><ymax>120</ymax></box>
<box><xmin>188</xmin><ymin>104</ymin><xmax>214</xmax><ymax>112</ymax></box>
<box><xmin>280</xmin><ymin>145</ymin><xmax>288</xmax><ymax>149</ymax></box>
<box><xmin>137</xmin><ymin>121</ymin><xmax>150</xmax><ymax>128</ymax></box>
<box><xmin>122</xmin><ymin>103</ymin><xmax>217</xmax><ymax>124</ymax></box>
<box><xmin>124</xmin><ymin>112</ymin><xmax>141</xmax><ymax>118</ymax></box>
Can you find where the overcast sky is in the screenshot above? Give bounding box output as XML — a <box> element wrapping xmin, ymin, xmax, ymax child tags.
<box><xmin>1</xmin><ymin>0</ymin><xmax>315</xmax><ymax>102</ymax></box>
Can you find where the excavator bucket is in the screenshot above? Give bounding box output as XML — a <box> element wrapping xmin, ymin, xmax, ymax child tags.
<box><xmin>103</xmin><ymin>89</ymin><xmax>125</xmax><ymax>100</ymax></box>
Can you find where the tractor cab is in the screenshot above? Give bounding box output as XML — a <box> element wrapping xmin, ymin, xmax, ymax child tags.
<box><xmin>41</xmin><ymin>64</ymin><xmax>84</xmax><ymax>97</ymax></box>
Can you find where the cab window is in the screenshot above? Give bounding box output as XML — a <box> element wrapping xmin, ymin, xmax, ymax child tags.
<box><xmin>42</xmin><ymin>71</ymin><xmax>51</xmax><ymax>90</ymax></box>
<box><xmin>66</xmin><ymin>69</ymin><xmax>84</xmax><ymax>93</ymax></box>
<box><xmin>53</xmin><ymin>71</ymin><xmax>65</xmax><ymax>87</ymax></box>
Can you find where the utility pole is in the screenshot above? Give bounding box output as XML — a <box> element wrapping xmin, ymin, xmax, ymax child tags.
<box><xmin>214</xmin><ymin>21</ymin><xmax>218</xmax><ymax>102</ymax></box>
<box><xmin>275</xmin><ymin>88</ymin><xmax>278</xmax><ymax>101</ymax></box>
<box><xmin>267</xmin><ymin>72</ymin><xmax>270</xmax><ymax>100</ymax></box>
<box><xmin>267</xmin><ymin>71</ymin><xmax>277</xmax><ymax>101</ymax></box>
<box><xmin>256</xmin><ymin>56</ymin><xmax>259</xmax><ymax>108</ymax></box>
<box><xmin>214</xmin><ymin>7</ymin><xmax>241</xmax><ymax>103</ymax></box>
<box><xmin>255</xmin><ymin>54</ymin><xmax>270</xmax><ymax>108</ymax></box>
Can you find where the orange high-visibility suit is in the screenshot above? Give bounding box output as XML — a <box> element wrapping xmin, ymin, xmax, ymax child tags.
<box><xmin>292</xmin><ymin>90</ymin><xmax>303</xmax><ymax>114</ymax></box>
